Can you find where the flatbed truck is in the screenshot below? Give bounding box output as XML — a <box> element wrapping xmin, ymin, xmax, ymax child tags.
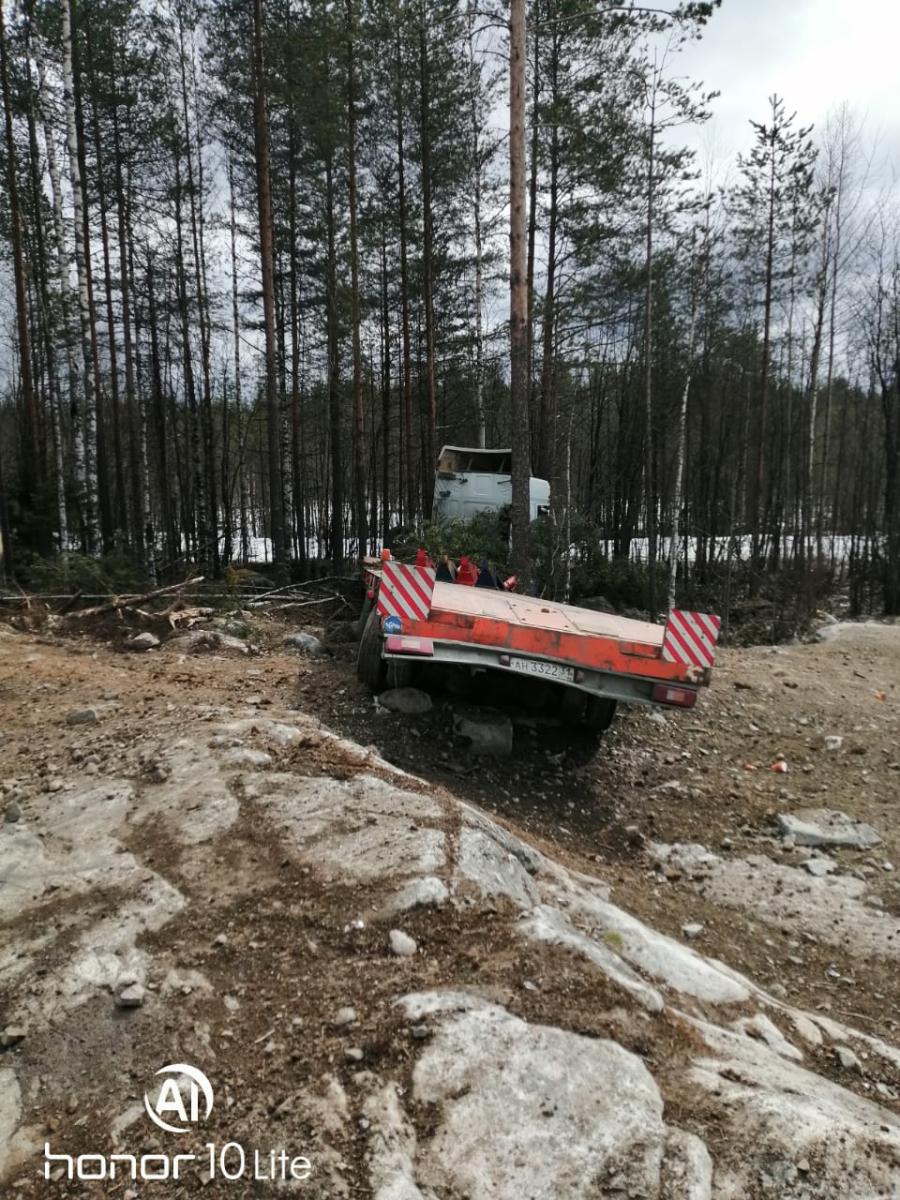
<box><xmin>357</xmin><ymin>553</ymin><xmax>720</xmax><ymax>732</ymax></box>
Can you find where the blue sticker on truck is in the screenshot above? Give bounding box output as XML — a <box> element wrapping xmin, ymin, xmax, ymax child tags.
<box><xmin>383</xmin><ymin>614</ymin><xmax>402</xmax><ymax>634</ymax></box>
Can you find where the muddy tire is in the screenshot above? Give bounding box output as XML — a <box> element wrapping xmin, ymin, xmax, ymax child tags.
<box><xmin>356</xmin><ymin>606</ymin><xmax>386</xmax><ymax>690</ymax></box>
<box><xmin>584</xmin><ymin>697</ymin><xmax>617</xmax><ymax>733</ymax></box>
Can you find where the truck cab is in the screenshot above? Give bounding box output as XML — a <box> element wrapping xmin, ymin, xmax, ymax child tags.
<box><xmin>433</xmin><ymin>446</ymin><xmax>550</xmax><ymax>523</ymax></box>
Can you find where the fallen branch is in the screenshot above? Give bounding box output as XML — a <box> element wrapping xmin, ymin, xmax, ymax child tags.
<box><xmin>264</xmin><ymin>594</ymin><xmax>347</xmax><ymax>612</ymax></box>
<box><xmin>64</xmin><ymin>576</ymin><xmax>205</xmax><ymax>619</ymax></box>
<box><xmin>165</xmin><ymin>605</ymin><xmax>216</xmax><ymax>629</ymax></box>
<box><xmin>245</xmin><ymin>575</ymin><xmax>359</xmax><ymax>606</ymax></box>
<box><xmin>57</xmin><ymin>589</ymin><xmax>84</xmax><ymax>615</ymax></box>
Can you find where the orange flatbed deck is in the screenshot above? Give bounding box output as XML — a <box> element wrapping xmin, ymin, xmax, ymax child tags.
<box><xmin>397</xmin><ymin>582</ymin><xmax>703</xmax><ymax>687</ymax></box>
<box><xmin>427</xmin><ymin>582</ymin><xmax>664</xmax><ymax>646</ymax></box>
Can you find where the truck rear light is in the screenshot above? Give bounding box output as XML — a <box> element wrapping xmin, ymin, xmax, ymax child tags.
<box><xmin>385</xmin><ymin>635</ymin><xmax>434</xmax><ymax>657</ymax></box>
<box><xmin>651</xmin><ymin>684</ymin><xmax>697</xmax><ymax>709</ymax></box>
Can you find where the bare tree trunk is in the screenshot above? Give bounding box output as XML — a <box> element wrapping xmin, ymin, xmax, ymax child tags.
<box><xmin>753</xmin><ymin>108</ymin><xmax>779</xmax><ymax>575</ymax></box>
<box><xmin>1</xmin><ymin>1</ymin><xmax>39</xmax><ymax>519</ymax></box>
<box><xmin>805</xmin><ymin>211</ymin><xmax>829</xmax><ymax>561</ymax></box>
<box><xmin>466</xmin><ymin>0</ymin><xmax>485</xmax><ymax>448</ymax></box>
<box><xmin>62</xmin><ymin>0</ymin><xmax>99</xmax><ymax>553</ymax></box>
<box><xmin>536</xmin><ymin>13</ymin><xmax>559</xmax><ymax>482</ymax></box>
<box><xmin>252</xmin><ymin>0</ymin><xmax>286</xmax><ymax>572</ymax></box>
<box><xmin>325</xmin><ymin>150</ymin><xmax>343</xmax><ymax>564</ymax></box>
<box><xmin>286</xmin><ymin>127</ymin><xmax>305</xmax><ymax>562</ymax></box>
<box><xmin>509</xmin><ymin>0</ymin><xmax>531</xmax><ymax>577</ymax></box>
<box><xmin>818</xmin><ymin>156</ymin><xmax>845</xmax><ymax>558</ymax></box>
<box><xmin>643</xmin><ymin>77</ymin><xmax>658</xmax><ymax>616</ymax></box>
<box><xmin>668</xmin><ymin>234</ymin><xmax>699</xmax><ymax>613</ymax></box>
<box><xmin>419</xmin><ymin>1</ymin><xmax>437</xmax><ymax>512</ymax></box>
<box><xmin>38</xmin><ymin>60</ymin><xmax>79</xmax><ymax>553</ymax></box>
<box><xmin>395</xmin><ymin>30</ymin><xmax>415</xmax><ymax>524</ymax></box>
<box><xmin>227</xmin><ymin>156</ymin><xmax>251</xmax><ymax>565</ymax></box>
<box><xmin>347</xmin><ymin>0</ymin><xmax>366</xmax><ymax>555</ymax></box>
<box><xmin>525</xmin><ymin>10</ymin><xmax>540</xmax><ymax>423</ymax></box>
<box><xmin>6</xmin><ymin>58</ymin><xmax>34</xmax><ymax>443</ymax></box>
<box><xmin>380</xmin><ymin>219</ymin><xmax>391</xmax><ymax>541</ymax></box>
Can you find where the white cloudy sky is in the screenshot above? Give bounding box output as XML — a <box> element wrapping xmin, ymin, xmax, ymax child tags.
<box><xmin>675</xmin><ymin>0</ymin><xmax>900</xmax><ymax>173</ymax></box>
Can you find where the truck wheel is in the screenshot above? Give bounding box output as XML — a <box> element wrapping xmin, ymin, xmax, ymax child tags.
<box><xmin>352</xmin><ymin>594</ymin><xmax>373</xmax><ymax>641</ymax></box>
<box><xmin>356</xmin><ymin>606</ymin><xmax>386</xmax><ymax>690</ymax></box>
<box><xmin>584</xmin><ymin>697</ymin><xmax>617</xmax><ymax>733</ymax></box>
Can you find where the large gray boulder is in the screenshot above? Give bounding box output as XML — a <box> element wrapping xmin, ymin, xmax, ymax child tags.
<box><xmin>401</xmin><ymin>994</ymin><xmax>671</xmax><ymax>1200</ymax></box>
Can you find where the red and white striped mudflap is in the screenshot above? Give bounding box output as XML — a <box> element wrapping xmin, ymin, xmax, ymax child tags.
<box><xmin>662</xmin><ymin>610</ymin><xmax>722</xmax><ymax>671</ymax></box>
<box><xmin>376</xmin><ymin>561</ymin><xmax>437</xmax><ymax>623</ymax></box>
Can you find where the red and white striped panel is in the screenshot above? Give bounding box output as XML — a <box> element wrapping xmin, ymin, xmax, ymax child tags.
<box><xmin>377</xmin><ymin>561</ymin><xmax>436</xmax><ymax>623</ymax></box>
<box><xmin>662</xmin><ymin>610</ymin><xmax>721</xmax><ymax>671</ymax></box>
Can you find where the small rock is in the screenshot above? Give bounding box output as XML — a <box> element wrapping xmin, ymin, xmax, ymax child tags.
<box><xmin>454</xmin><ymin>709</ymin><xmax>514</xmax><ymax>756</ymax></box>
<box><xmin>720</xmin><ymin>837</ymin><xmax>733</xmax><ymax>850</ymax></box>
<box><xmin>332</xmin><ymin>1006</ymin><xmax>357</xmax><ymax>1028</ymax></box>
<box><xmin>378</xmin><ymin>687</ymin><xmax>434</xmax><ymax>716</ymax></box>
<box><xmin>823</xmin><ymin>735</ymin><xmax>843</xmax><ymax>751</ymax></box>
<box><xmin>389</xmin><ymin>929</ymin><xmax>417</xmax><ymax>957</ymax></box>
<box><xmin>116</xmin><ymin>984</ymin><xmax>146</xmax><ymax>1009</ymax></box>
<box><xmin>283</xmin><ymin>632</ymin><xmax>327</xmax><ymax>658</ymax></box>
<box><xmin>386</xmin><ymin>876</ymin><xmax>449</xmax><ymax>914</ymax></box>
<box><xmin>130</xmin><ymin>632</ymin><xmax>161</xmax><ymax>651</ymax></box>
<box><xmin>143</xmin><ymin>759</ymin><xmax>170</xmax><ymax>783</ymax></box>
<box><xmin>803</xmin><ymin>857</ymin><xmax>836</xmax><ymax>877</ymax></box>
<box><xmin>681</xmin><ymin>922</ymin><xmax>704</xmax><ymax>939</ymax></box>
<box><xmin>0</xmin><ymin>1026</ymin><xmax>27</xmax><ymax>1048</ymax></box>
<box><xmin>4</xmin><ymin>802</ymin><xmax>21</xmax><ymax>823</ymax></box>
<box><xmin>624</xmin><ymin>825</ymin><xmax>645</xmax><ymax>848</ymax></box>
<box><xmin>833</xmin><ymin>1044</ymin><xmax>862</xmax><ymax>1072</ymax></box>
<box><xmin>65</xmin><ymin>708</ymin><xmax>98</xmax><ymax>726</ymax></box>
<box><xmin>344</xmin><ymin>1047</ymin><xmax>364</xmax><ymax>1063</ymax></box>
<box><xmin>883</xmin><ymin>862</ymin><xmax>895</xmax><ymax>872</ymax></box>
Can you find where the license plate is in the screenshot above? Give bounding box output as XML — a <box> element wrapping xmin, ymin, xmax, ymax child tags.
<box><xmin>508</xmin><ymin>656</ymin><xmax>574</xmax><ymax>683</ymax></box>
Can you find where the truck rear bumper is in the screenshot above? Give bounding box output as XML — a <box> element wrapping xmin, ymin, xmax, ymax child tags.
<box><xmin>383</xmin><ymin>636</ymin><xmax>697</xmax><ymax>709</ymax></box>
